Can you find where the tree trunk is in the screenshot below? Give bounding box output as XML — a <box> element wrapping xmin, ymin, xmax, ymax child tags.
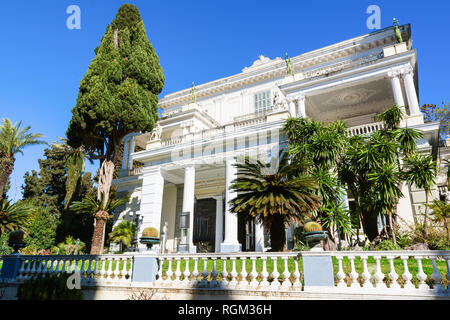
<box><xmin>360</xmin><ymin>210</ymin><xmax>379</xmax><ymax>242</ymax></box>
<box><xmin>0</xmin><ymin>156</ymin><xmax>14</xmax><ymax>200</ymax></box>
<box><xmin>90</xmin><ymin>211</ymin><xmax>110</xmax><ymax>254</ymax></box>
<box><xmin>97</xmin><ymin>159</ymin><xmax>115</xmax><ymax>205</ymax></box>
<box><xmin>269</xmin><ymin>215</ymin><xmax>286</xmax><ymax>252</ymax></box>
<box><xmin>388</xmin><ymin>213</ymin><xmax>397</xmax><ymax>245</ymax></box>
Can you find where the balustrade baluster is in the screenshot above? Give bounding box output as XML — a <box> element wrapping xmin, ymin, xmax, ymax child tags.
<box><xmin>200</xmin><ymin>257</ymin><xmax>209</xmax><ymax>288</ymax></box>
<box><xmin>281</xmin><ymin>256</ymin><xmax>291</xmax><ymax>290</ymax></box>
<box><xmin>292</xmin><ymin>256</ymin><xmax>301</xmax><ymax>289</ymax></box>
<box><xmin>348</xmin><ymin>255</ymin><xmax>359</xmax><ymax>289</ymax></box>
<box><xmin>155</xmin><ymin>257</ymin><xmax>164</xmax><ymax>285</ymax></box>
<box><xmin>270</xmin><ymin>256</ymin><xmax>280</xmax><ymax>290</ymax></box>
<box><xmin>238</xmin><ymin>257</ymin><xmax>248</xmax><ymax>289</ymax></box>
<box><xmin>374</xmin><ymin>255</ymin><xmax>387</xmax><ymax>289</ymax></box>
<box><xmin>220</xmin><ymin>257</ymin><xmax>229</xmax><ymax>289</ymax></box>
<box><xmin>210</xmin><ymin>258</ymin><xmax>218</xmax><ymax>288</ymax></box>
<box><xmin>229</xmin><ymin>257</ymin><xmax>238</xmax><ymax>288</ymax></box>
<box><xmin>429</xmin><ymin>256</ymin><xmax>443</xmax><ymax>292</ymax></box>
<box><xmin>361</xmin><ymin>256</ymin><xmax>373</xmax><ymax>288</ymax></box>
<box><xmin>445</xmin><ymin>255</ymin><xmax>450</xmax><ymax>282</ymax></box>
<box><xmin>182</xmin><ymin>257</ymin><xmax>191</xmax><ymax>287</ymax></box>
<box><xmin>401</xmin><ymin>255</ymin><xmax>415</xmax><ymax>290</ymax></box>
<box><xmin>248</xmin><ymin>257</ymin><xmax>259</xmax><ymax>289</ymax></box>
<box><xmin>387</xmin><ymin>255</ymin><xmax>400</xmax><ymax>290</ymax></box>
<box><xmin>336</xmin><ymin>256</ymin><xmax>346</xmax><ymax>288</ymax></box>
<box><xmin>416</xmin><ymin>256</ymin><xmax>428</xmax><ymax>290</ymax></box>
<box><xmin>190</xmin><ymin>258</ymin><xmax>199</xmax><ymax>287</ymax></box>
<box><xmin>166</xmin><ymin>258</ymin><xmax>174</xmax><ymax>286</ymax></box>
<box><xmin>173</xmin><ymin>257</ymin><xmax>182</xmax><ymax>287</ymax></box>
<box><xmin>259</xmin><ymin>257</ymin><xmax>269</xmax><ymax>289</ymax></box>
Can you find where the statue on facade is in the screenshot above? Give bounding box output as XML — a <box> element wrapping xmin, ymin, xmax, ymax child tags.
<box><xmin>161</xmin><ymin>221</ymin><xmax>168</xmax><ymax>253</ymax></box>
<box><xmin>393</xmin><ymin>18</ymin><xmax>403</xmax><ymax>43</ymax></box>
<box><xmin>191</xmin><ymin>82</ymin><xmax>197</xmax><ymax>103</ymax></box>
<box><xmin>150</xmin><ymin>122</ymin><xmax>162</xmax><ymax>141</ymax></box>
<box><xmin>273</xmin><ymin>91</ymin><xmax>287</xmax><ymax>110</ymax></box>
<box><xmin>285</xmin><ymin>53</ymin><xmax>292</xmax><ymax>76</ymax></box>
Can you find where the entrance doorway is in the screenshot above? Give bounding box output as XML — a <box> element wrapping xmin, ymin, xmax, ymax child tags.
<box><xmin>193</xmin><ymin>198</ymin><xmax>216</xmax><ymax>252</ymax></box>
<box><xmin>238</xmin><ymin>215</ymin><xmax>255</xmax><ymax>251</ymax></box>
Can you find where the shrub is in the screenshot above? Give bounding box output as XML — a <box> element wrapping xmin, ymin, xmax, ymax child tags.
<box><xmin>395</xmin><ymin>233</ymin><xmax>412</xmax><ymax>248</ymax></box>
<box><xmin>52</xmin><ymin>236</ymin><xmax>86</xmax><ymax>255</ymax></box>
<box><xmin>375</xmin><ymin>240</ymin><xmax>402</xmax><ymax>251</ymax></box>
<box><xmin>17</xmin><ymin>273</ymin><xmax>83</xmax><ymax>300</ymax></box>
<box><xmin>24</xmin><ymin>207</ymin><xmax>59</xmax><ymax>250</ymax></box>
<box><xmin>0</xmin><ymin>232</ymin><xmax>12</xmax><ymax>255</ymax></box>
<box><xmin>304</xmin><ymin>221</ymin><xmax>322</xmax><ymax>232</ymax></box>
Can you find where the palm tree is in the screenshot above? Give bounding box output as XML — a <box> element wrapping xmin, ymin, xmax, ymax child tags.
<box><xmin>109</xmin><ymin>220</ymin><xmax>135</xmax><ymax>252</ymax></box>
<box><xmin>404</xmin><ymin>153</ymin><xmax>437</xmax><ymax>238</ymax></box>
<box><xmin>229</xmin><ymin>152</ymin><xmax>321</xmax><ymax>251</ymax></box>
<box><xmin>69</xmin><ymin>194</ymin><xmax>129</xmax><ymax>254</ymax></box>
<box><xmin>0</xmin><ymin>199</ymin><xmax>33</xmax><ymax>234</ymax></box>
<box><xmin>368</xmin><ymin>164</ymin><xmax>403</xmax><ymax>243</ymax></box>
<box><xmin>0</xmin><ymin>119</ymin><xmax>45</xmax><ymax>199</ymax></box>
<box><xmin>426</xmin><ymin>200</ymin><xmax>450</xmax><ymax>239</ymax></box>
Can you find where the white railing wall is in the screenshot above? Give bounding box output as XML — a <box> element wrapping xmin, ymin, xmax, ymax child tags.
<box><xmin>15</xmin><ymin>254</ymin><xmax>134</xmax><ymax>285</ymax></box>
<box><xmin>347</xmin><ymin>121</ymin><xmax>385</xmax><ymax>137</ymax></box>
<box><xmin>2</xmin><ymin>251</ymin><xmax>449</xmax><ymax>297</ymax></box>
<box><xmin>154</xmin><ymin>252</ymin><xmax>302</xmax><ymax>291</ymax></box>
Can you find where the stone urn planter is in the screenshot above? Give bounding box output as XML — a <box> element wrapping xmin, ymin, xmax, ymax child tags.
<box><xmin>139</xmin><ymin>227</ymin><xmax>160</xmax><ymax>250</ymax></box>
<box><xmin>301</xmin><ymin>222</ymin><xmax>328</xmax><ymax>249</ymax></box>
<box><xmin>8</xmin><ymin>230</ymin><xmax>27</xmax><ymax>253</ymax></box>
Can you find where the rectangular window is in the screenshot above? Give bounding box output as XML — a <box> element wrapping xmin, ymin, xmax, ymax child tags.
<box><xmin>254</xmin><ymin>90</ymin><xmax>271</xmax><ymax>113</ymax></box>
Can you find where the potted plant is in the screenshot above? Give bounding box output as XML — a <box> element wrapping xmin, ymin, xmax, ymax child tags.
<box><xmin>139</xmin><ymin>227</ymin><xmax>160</xmax><ymax>250</ymax></box>
<box><xmin>301</xmin><ymin>221</ymin><xmax>328</xmax><ymax>248</ymax></box>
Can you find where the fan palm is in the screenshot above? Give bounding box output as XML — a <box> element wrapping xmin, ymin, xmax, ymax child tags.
<box><xmin>0</xmin><ymin>118</ymin><xmax>46</xmax><ymax>199</ymax></box>
<box><xmin>69</xmin><ymin>194</ymin><xmax>129</xmax><ymax>254</ymax></box>
<box><xmin>0</xmin><ymin>199</ymin><xmax>33</xmax><ymax>234</ymax></box>
<box><xmin>109</xmin><ymin>220</ymin><xmax>136</xmax><ymax>251</ymax></box>
<box><xmin>229</xmin><ymin>152</ymin><xmax>321</xmax><ymax>251</ymax></box>
<box><xmin>426</xmin><ymin>200</ymin><xmax>450</xmax><ymax>239</ymax></box>
<box><xmin>404</xmin><ymin>153</ymin><xmax>437</xmax><ymax>238</ymax></box>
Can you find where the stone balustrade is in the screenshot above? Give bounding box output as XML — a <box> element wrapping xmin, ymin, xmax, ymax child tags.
<box><xmin>347</xmin><ymin>121</ymin><xmax>385</xmax><ymax>137</ymax></box>
<box><xmin>13</xmin><ymin>254</ymin><xmax>134</xmax><ymax>285</ymax></box>
<box><xmin>154</xmin><ymin>252</ymin><xmax>302</xmax><ymax>291</ymax></box>
<box><xmin>1</xmin><ymin>251</ymin><xmax>449</xmax><ymax>298</ymax></box>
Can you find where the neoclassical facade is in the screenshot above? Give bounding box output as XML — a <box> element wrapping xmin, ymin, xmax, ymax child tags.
<box><xmin>113</xmin><ymin>24</ymin><xmax>440</xmax><ymax>253</ymax></box>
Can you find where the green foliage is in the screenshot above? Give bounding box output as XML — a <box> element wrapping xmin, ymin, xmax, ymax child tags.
<box><xmin>0</xmin><ymin>231</ymin><xmax>12</xmax><ymax>255</ymax></box>
<box><xmin>66</xmin><ymin>4</ymin><xmax>164</xmax><ymax>163</ymax></box>
<box><xmin>17</xmin><ymin>274</ymin><xmax>83</xmax><ymax>300</ymax></box>
<box><xmin>24</xmin><ymin>206</ymin><xmax>60</xmax><ymax>250</ymax></box>
<box><xmin>109</xmin><ymin>220</ymin><xmax>135</xmax><ymax>250</ymax></box>
<box><xmin>69</xmin><ymin>193</ymin><xmax>129</xmax><ymax>217</ymax></box>
<box><xmin>0</xmin><ymin>199</ymin><xmax>33</xmax><ymax>234</ymax></box>
<box><xmin>374</xmin><ymin>240</ymin><xmax>402</xmax><ymax>251</ymax></box>
<box><xmin>421</xmin><ymin>103</ymin><xmax>449</xmax><ymax>141</ymax></box>
<box><xmin>52</xmin><ymin>236</ymin><xmax>86</xmax><ymax>255</ymax></box>
<box><xmin>404</xmin><ymin>153</ymin><xmax>437</xmax><ymax>191</ymax></box>
<box><xmin>230</xmin><ymin>152</ymin><xmax>321</xmax><ymax>251</ymax></box>
<box><xmin>321</xmin><ymin>200</ymin><xmax>356</xmax><ymax>237</ymax></box>
<box><xmin>0</xmin><ymin>118</ymin><xmax>45</xmax><ymax>158</ymax></box>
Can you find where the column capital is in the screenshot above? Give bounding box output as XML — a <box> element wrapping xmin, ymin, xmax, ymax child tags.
<box><xmin>399</xmin><ymin>64</ymin><xmax>414</xmax><ymax>77</ymax></box>
<box><xmin>291</xmin><ymin>92</ymin><xmax>305</xmax><ymax>102</ymax></box>
<box><xmin>388</xmin><ymin>69</ymin><xmax>402</xmax><ymax>79</ymax></box>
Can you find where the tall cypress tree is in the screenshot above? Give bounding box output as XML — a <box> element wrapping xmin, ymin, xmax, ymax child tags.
<box><xmin>66</xmin><ymin>4</ymin><xmax>164</xmax><ymax>254</ymax></box>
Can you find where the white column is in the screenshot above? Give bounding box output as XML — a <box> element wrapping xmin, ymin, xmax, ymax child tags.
<box><xmin>127</xmin><ymin>138</ymin><xmax>135</xmax><ymax>169</ymax></box>
<box><xmin>121</xmin><ymin>139</ymin><xmax>129</xmax><ymax>170</ymax></box>
<box><xmin>214</xmin><ymin>195</ymin><xmax>224</xmax><ymax>253</ymax></box>
<box><xmin>296</xmin><ymin>94</ymin><xmax>306</xmax><ymax>118</ymax></box>
<box><xmin>288</xmin><ymin>100</ymin><xmax>296</xmax><ymax>118</ymax></box>
<box><xmin>139</xmin><ymin>166</ymin><xmax>164</xmax><ymax>251</ymax></box>
<box><xmin>403</xmin><ymin>67</ymin><xmax>421</xmax><ymax>115</ymax></box>
<box><xmin>255</xmin><ymin>221</ymin><xmax>265</xmax><ymax>252</ymax></box>
<box><xmin>182</xmin><ymin>165</ymin><xmax>196</xmax><ymax>253</ymax></box>
<box><xmin>220</xmin><ymin>159</ymin><xmax>241</xmax><ymax>252</ymax></box>
<box><xmin>389</xmin><ymin>71</ymin><xmax>406</xmax><ymax>110</ymax></box>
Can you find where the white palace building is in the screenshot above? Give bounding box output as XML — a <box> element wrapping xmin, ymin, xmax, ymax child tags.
<box><xmin>113</xmin><ymin>24</ymin><xmax>440</xmax><ymax>253</ymax></box>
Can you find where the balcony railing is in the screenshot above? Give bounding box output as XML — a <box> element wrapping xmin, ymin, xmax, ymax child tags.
<box><xmin>347</xmin><ymin>121</ymin><xmax>385</xmax><ymax>137</ymax></box>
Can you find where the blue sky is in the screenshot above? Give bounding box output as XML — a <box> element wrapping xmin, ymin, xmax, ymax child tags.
<box><xmin>1</xmin><ymin>0</ymin><xmax>449</xmax><ymax>201</ymax></box>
